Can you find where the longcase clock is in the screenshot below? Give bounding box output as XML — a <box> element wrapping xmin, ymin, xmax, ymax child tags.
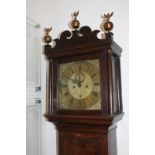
<box><xmin>43</xmin><ymin>11</ymin><xmax>124</xmax><ymax>155</ymax></box>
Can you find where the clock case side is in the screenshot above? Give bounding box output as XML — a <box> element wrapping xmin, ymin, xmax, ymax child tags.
<box><xmin>108</xmin><ymin>45</ymin><xmax>123</xmax><ymax>115</ymax></box>
<box><xmin>44</xmin><ymin>26</ymin><xmax>123</xmax><ymax>123</ymax></box>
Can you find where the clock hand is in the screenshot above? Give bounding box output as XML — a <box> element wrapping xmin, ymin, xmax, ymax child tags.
<box><xmin>76</xmin><ymin>75</ymin><xmax>81</xmax><ymax>87</ymax></box>
<box><xmin>70</xmin><ymin>78</ymin><xmax>76</xmax><ymax>83</ymax></box>
<box><xmin>70</xmin><ymin>78</ymin><xmax>79</xmax><ymax>85</ymax></box>
<box><xmin>79</xmin><ymin>75</ymin><xmax>80</xmax><ymax>82</ymax></box>
<box><xmin>78</xmin><ymin>73</ymin><xmax>85</xmax><ymax>83</ymax></box>
<box><xmin>70</xmin><ymin>78</ymin><xmax>81</xmax><ymax>87</ymax></box>
<box><xmin>78</xmin><ymin>82</ymin><xmax>81</xmax><ymax>87</ymax></box>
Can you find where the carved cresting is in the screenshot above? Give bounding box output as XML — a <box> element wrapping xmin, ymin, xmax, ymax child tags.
<box><xmin>46</xmin><ymin>26</ymin><xmax>99</xmax><ymax>49</ymax></box>
<box><xmin>44</xmin><ymin>26</ymin><xmax>118</xmax><ymax>60</ymax></box>
<box><xmin>43</xmin><ymin>12</ymin><xmax>116</xmax><ymax>56</ymax></box>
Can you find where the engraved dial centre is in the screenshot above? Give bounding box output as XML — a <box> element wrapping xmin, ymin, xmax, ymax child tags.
<box><xmin>68</xmin><ymin>72</ymin><xmax>93</xmax><ymax>99</ymax></box>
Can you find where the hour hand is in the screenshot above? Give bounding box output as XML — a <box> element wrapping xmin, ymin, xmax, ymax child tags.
<box><xmin>70</xmin><ymin>78</ymin><xmax>78</xmax><ymax>84</ymax></box>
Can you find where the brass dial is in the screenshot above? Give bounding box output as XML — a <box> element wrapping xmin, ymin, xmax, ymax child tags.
<box><xmin>59</xmin><ymin>59</ymin><xmax>101</xmax><ymax>110</ymax></box>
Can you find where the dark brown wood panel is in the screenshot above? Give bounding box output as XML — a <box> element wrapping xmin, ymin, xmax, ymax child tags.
<box><xmin>112</xmin><ymin>54</ymin><xmax>118</xmax><ymax>114</ymax></box>
<box><xmin>116</xmin><ymin>57</ymin><xmax>123</xmax><ymax>112</ymax></box>
<box><xmin>60</xmin><ymin>135</ymin><xmax>99</xmax><ymax>155</ymax></box>
<box><xmin>76</xmin><ymin>139</ymin><xmax>99</xmax><ymax>155</ymax></box>
<box><xmin>57</xmin><ymin>123</ymin><xmax>117</xmax><ymax>155</ymax></box>
<box><xmin>61</xmin><ymin>138</ymin><xmax>76</xmax><ymax>155</ymax></box>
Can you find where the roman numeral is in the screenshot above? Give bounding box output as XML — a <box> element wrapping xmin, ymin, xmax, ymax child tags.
<box><xmin>94</xmin><ymin>82</ymin><xmax>100</xmax><ymax>86</ymax></box>
<box><xmin>62</xmin><ymin>87</ymin><xmax>69</xmax><ymax>95</ymax></box>
<box><xmin>61</xmin><ymin>85</ymin><xmax>68</xmax><ymax>88</ymax></box>
<box><xmin>91</xmin><ymin>91</ymin><xmax>98</xmax><ymax>98</ymax></box>
<box><xmin>63</xmin><ymin>70</ymin><xmax>73</xmax><ymax>78</ymax></box>
<box><xmin>64</xmin><ymin>91</ymin><xmax>69</xmax><ymax>96</ymax></box>
<box><xmin>84</xmin><ymin>98</ymin><xmax>91</xmax><ymax>109</ymax></box>
<box><xmin>69</xmin><ymin>97</ymin><xmax>73</xmax><ymax>103</ymax></box>
<box><xmin>78</xmin><ymin>64</ymin><xmax>82</xmax><ymax>71</ymax></box>
<box><xmin>65</xmin><ymin>94</ymin><xmax>72</xmax><ymax>103</ymax></box>
<box><xmin>91</xmin><ymin>73</ymin><xmax>97</xmax><ymax>78</ymax></box>
<box><xmin>70</xmin><ymin>68</ymin><xmax>75</xmax><ymax>74</ymax></box>
<box><xmin>87</xmin><ymin>68</ymin><xmax>97</xmax><ymax>77</ymax></box>
<box><xmin>60</xmin><ymin>81</ymin><xmax>68</xmax><ymax>87</ymax></box>
<box><xmin>68</xmin><ymin>97</ymin><xmax>74</xmax><ymax>108</ymax></box>
<box><xmin>86</xmin><ymin>66</ymin><xmax>90</xmax><ymax>71</ymax></box>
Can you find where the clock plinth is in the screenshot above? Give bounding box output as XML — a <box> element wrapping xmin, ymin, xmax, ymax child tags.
<box><xmin>44</xmin><ymin>25</ymin><xmax>124</xmax><ymax>155</ymax></box>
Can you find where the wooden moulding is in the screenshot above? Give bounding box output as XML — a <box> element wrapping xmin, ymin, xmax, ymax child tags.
<box><xmin>44</xmin><ymin>26</ymin><xmax>122</xmax><ymax>60</ymax></box>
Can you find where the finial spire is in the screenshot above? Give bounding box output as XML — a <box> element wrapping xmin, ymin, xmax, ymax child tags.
<box><xmin>43</xmin><ymin>27</ymin><xmax>52</xmax><ymax>44</ymax></box>
<box><xmin>71</xmin><ymin>11</ymin><xmax>80</xmax><ymax>30</ymax></box>
<box><xmin>103</xmin><ymin>12</ymin><xmax>114</xmax><ymax>32</ymax></box>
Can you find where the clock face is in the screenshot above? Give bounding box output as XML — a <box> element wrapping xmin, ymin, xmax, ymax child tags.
<box><xmin>58</xmin><ymin>59</ymin><xmax>101</xmax><ymax>110</ymax></box>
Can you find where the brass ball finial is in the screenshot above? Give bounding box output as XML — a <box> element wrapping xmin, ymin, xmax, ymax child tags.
<box><xmin>103</xmin><ymin>12</ymin><xmax>114</xmax><ymax>32</ymax></box>
<box><xmin>71</xmin><ymin>11</ymin><xmax>80</xmax><ymax>30</ymax></box>
<box><xmin>43</xmin><ymin>27</ymin><xmax>52</xmax><ymax>44</ymax></box>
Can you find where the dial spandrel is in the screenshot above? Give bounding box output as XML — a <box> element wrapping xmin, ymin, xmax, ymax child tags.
<box><xmin>59</xmin><ymin>59</ymin><xmax>101</xmax><ymax>110</ymax></box>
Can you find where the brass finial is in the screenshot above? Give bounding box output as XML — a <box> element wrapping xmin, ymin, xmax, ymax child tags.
<box><xmin>43</xmin><ymin>27</ymin><xmax>52</xmax><ymax>44</ymax></box>
<box><xmin>103</xmin><ymin>12</ymin><xmax>114</xmax><ymax>32</ymax></box>
<box><xmin>71</xmin><ymin>11</ymin><xmax>80</xmax><ymax>30</ymax></box>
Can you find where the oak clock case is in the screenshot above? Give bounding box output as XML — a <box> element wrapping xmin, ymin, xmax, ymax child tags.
<box><xmin>43</xmin><ymin>12</ymin><xmax>124</xmax><ymax>155</ymax></box>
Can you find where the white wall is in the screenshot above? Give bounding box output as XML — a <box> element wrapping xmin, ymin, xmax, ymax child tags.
<box><xmin>26</xmin><ymin>0</ymin><xmax>129</xmax><ymax>155</ymax></box>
